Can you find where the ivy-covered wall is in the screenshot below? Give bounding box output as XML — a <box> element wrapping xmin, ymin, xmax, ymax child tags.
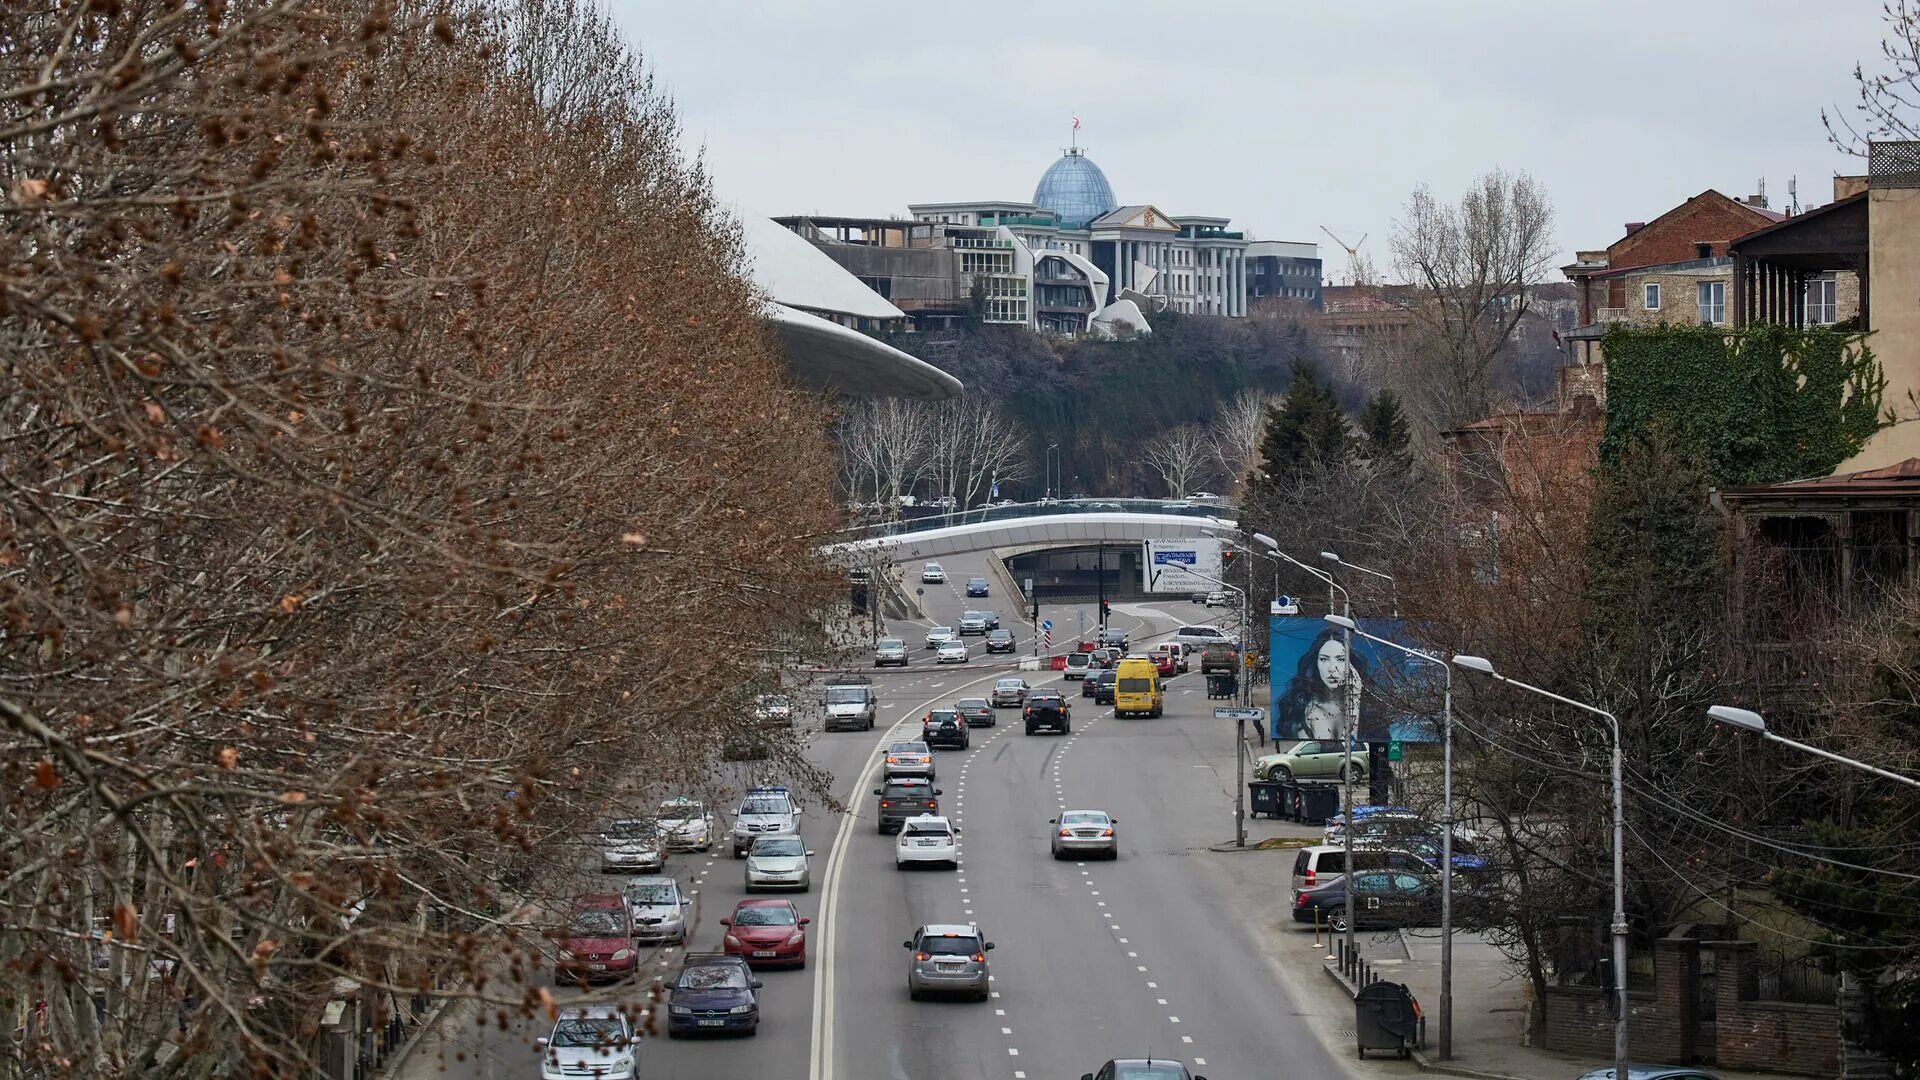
<box><xmin>1600</xmin><ymin>324</ymin><xmax>1885</xmax><ymax>486</ymax></box>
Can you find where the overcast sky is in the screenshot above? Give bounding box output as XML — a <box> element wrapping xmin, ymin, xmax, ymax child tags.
<box><xmin>609</xmin><ymin>0</ymin><xmax>1892</xmax><ymax>279</ymax></box>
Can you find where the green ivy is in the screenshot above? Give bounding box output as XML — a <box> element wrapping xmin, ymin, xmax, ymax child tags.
<box><xmin>1600</xmin><ymin>323</ymin><xmax>1885</xmax><ymax>486</ymax></box>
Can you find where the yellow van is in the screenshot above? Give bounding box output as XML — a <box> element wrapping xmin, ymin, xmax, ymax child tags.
<box><xmin>1113</xmin><ymin>658</ymin><xmax>1163</xmax><ymax>718</ymax></box>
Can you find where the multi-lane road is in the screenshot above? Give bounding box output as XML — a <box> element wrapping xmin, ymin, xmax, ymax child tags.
<box><xmin>408</xmin><ymin>550</ymin><xmax>1350</xmax><ymax>1080</ymax></box>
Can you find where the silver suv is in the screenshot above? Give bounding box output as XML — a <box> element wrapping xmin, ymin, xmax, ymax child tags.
<box><xmin>874</xmin><ymin>638</ymin><xmax>908</xmax><ymax>667</ymax></box>
<box><xmin>904</xmin><ymin>922</ymin><xmax>994</xmax><ymax>1000</ymax></box>
<box><xmin>731</xmin><ymin>787</ymin><xmax>800</xmax><ymax>857</ymax></box>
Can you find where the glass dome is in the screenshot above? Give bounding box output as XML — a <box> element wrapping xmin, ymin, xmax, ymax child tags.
<box><xmin>1033</xmin><ymin>149</ymin><xmax>1117</xmax><ymax>230</ymax></box>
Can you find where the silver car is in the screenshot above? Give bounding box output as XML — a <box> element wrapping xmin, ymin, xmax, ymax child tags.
<box><xmin>1050</xmin><ymin>809</ymin><xmax>1118</xmax><ymax>860</ymax></box>
<box><xmin>957</xmin><ymin>611</ymin><xmax>987</xmax><ymax>635</ymax></box>
<box><xmin>731</xmin><ymin>787</ymin><xmax>800</xmax><ymax>857</ymax></box>
<box><xmin>925</xmin><ymin>626</ymin><xmax>956</xmax><ymax>649</ymax></box>
<box><xmin>874</xmin><ymin>638</ymin><xmax>909</xmax><ymax>667</ymax></box>
<box><xmin>623</xmin><ymin>875</ymin><xmax>690</xmax><ymax>943</ymax></box>
<box><xmin>599</xmin><ymin>819</ymin><xmax>665</xmax><ymax>873</ymax></box>
<box><xmin>744</xmin><ymin>834</ymin><xmax>813</xmax><ymax>892</ymax></box>
<box><xmin>991</xmin><ymin>677</ymin><xmax>1029</xmax><ymax>708</ymax></box>
<box><xmin>904</xmin><ymin>922</ymin><xmax>994</xmax><ymax>1000</ymax></box>
<box><xmin>884</xmin><ymin>740</ymin><xmax>935</xmax><ymax>781</ymax></box>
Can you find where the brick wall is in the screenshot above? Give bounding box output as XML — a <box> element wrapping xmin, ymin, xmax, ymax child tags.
<box><xmin>1711</xmin><ymin>941</ymin><xmax>1840</xmax><ymax>1077</ymax></box>
<box><xmin>1541</xmin><ymin>986</ymin><xmax>1663</xmax><ymax>1059</ymax></box>
<box><xmin>1608</xmin><ymin>191</ymin><xmax>1777</xmax><ymax>270</ymax></box>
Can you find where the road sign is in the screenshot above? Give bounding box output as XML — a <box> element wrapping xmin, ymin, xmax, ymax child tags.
<box><xmin>1387</xmin><ymin>740</ymin><xmax>1403</xmax><ymax>762</ymax></box>
<box><xmin>1023</xmin><ymin>577</ymin><xmax>1033</xmax><ymax>596</ymax></box>
<box><xmin>1213</xmin><ymin>706</ymin><xmax>1266</xmax><ymax>722</ymax></box>
<box><xmin>1043</xmin><ymin>629</ymin><xmax>1052</xmax><ymax>649</ymax></box>
<box><xmin>1040</xmin><ymin>619</ymin><xmax>1052</xmax><ymax>631</ymax></box>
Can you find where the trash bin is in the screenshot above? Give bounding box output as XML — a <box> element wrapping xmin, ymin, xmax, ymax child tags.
<box><xmin>1354</xmin><ymin>980</ymin><xmax>1422</xmax><ymax>1059</ymax></box>
<box><xmin>1247</xmin><ymin>780</ymin><xmax>1280</xmax><ymax>818</ymax></box>
<box><xmin>1296</xmin><ymin>783</ymin><xmax>1341</xmax><ymax>824</ymax></box>
<box><xmin>1206</xmin><ymin>672</ymin><xmax>1238</xmax><ymax>699</ymax></box>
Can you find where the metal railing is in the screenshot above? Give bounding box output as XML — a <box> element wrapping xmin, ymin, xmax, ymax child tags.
<box><xmin>832</xmin><ymin>498</ymin><xmax>1236</xmax><ymax>542</ymax></box>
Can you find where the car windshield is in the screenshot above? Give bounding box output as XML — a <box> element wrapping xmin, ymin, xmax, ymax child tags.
<box><xmin>989</xmin><ymin>631</ymin><xmax>1011</xmax><ymax>639</ymax></box>
<box><xmin>550</xmin><ymin>1016</ymin><xmax>626</xmax><ymax>1048</ymax></box>
<box><xmin>1030</xmin><ymin>693</ymin><xmax>1062</xmax><ymax>704</ymax></box>
<box><xmin>732</xmin><ymin>905</ymin><xmax>797</xmax><ymax>926</ymax></box>
<box><xmin>1060</xmin><ymin>812</ymin><xmax>1109</xmax><ymax>825</ymax></box>
<box><xmin>957</xmin><ymin>698</ymin><xmax>988</xmax><ymax>709</ymax></box>
<box><xmin>569</xmin><ymin>908</ymin><xmax>623</xmax><ymax>936</ymax></box>
<box><xmin>1115</xmin><ymin>1065</ymin><xmax>1188</xmax><ymax>1080</ymax></box>
<box><xmin>931</xmin><ymin>626</ymin><xmax>952</xmax><ymax>634</ymax></box>
<box><xmin>928</xmin><ymin>710</ymin><xmax>958</xmax><ymax>724</ymax></box>
<box><xmin>740</xmin><ymin>798</ymin><xmax>788</xmax><ymax>815</ymax></box>
<box><xmin>603</xmin><ymin>820</ymin><xmax>649</xmax><ymax>839</ymax></box>
<box><xmin>904</xmin><ymin>821</ymin><xmax>951</xmax><ymax>837</ymax></box>
<box><xmin>658</xmin><ymin>801</ymin><xmax>703</xmax><ymax>820</ymax></box>
<box><xmin>997</xmin><ymin>679</ymin><xmax>1023</xmax><ymax>689</ymax></box>
<box><xmin>626</xmin><ymin>883</ymin><xmax>675</xmax><ymax>904</ymax></box>
<box><xmin>878</xmin><ymin>639</ymin><xmax>903</xmax><ymax>649</ymax></box>
<box><xmin>752</xmin><ymin>837</ymin><xmax>804</xmax><ymax>857</ymax></box>
<box><xmin>756</xmin><ymin>694</ymin><xmax>788</xmax><ymax>708</ymax></box>
<box><xmin>825</xmin><ymin>687</ymin><xmax>866</xmax><ymax>703</ymax></box>
<box><xmin>883</xmin><ymin>785</ymin><xmax>927</xmax><ymax>798</ymax></box>
<box><xmin>675</xmin><ymin>964</ymin><xmax>749</xmax><ymax>990</ymax></box>
<box><xmin>921</xmin><ymin>935</ymin><xmax>980</xmax><ymax>956</ymax></box>
<box><xmin>890</xmin><ymin>742</ymin><xmax>929</xmax><ymax>754</ymax></box>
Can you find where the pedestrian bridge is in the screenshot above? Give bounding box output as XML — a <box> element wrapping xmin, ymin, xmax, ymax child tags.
<box><xmin>823</xmin><ymin>499</ymin><xmax>1239</xmax><ymax>561</ymax></box>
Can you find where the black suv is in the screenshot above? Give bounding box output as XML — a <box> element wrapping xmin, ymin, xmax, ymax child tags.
<box><xmin>1091</xmin><ymin>669</ymin><xmax>1118</xmax><ymax>705</ymax></box>
<box><xmin>922</xmin><ymin>708</ymin><xmax>970</xmax><ymax>750</ymax></box>
<box><xmin>875</xmin><ymin>778</ymin><xmax>941</xmax><ymax>833</ymax></box>
<box><xmin>1024</xmin><ymin>691</ymin><xmax>1071</xmax><ymax>735</ymax></box>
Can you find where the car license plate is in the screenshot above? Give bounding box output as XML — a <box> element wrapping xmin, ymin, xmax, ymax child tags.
<box><xmin>698</xmin><ymin>1019</ymin><xmax>725</xmax><ymax>1027</ymax></box>
<box><xmin>588</xmin><ymin>963</ymin><xmax>606</xmax><ymax>971</ymax></box>
<box><xmin>753</xmin><ymin>949</ymin><xmax>777</xmax><ymax>957</ymax></box>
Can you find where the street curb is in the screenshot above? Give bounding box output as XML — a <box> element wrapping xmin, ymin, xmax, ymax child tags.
<box><xmin>1407</xmin><ymin>1048</ymin><xmax>1537</xmax><ymax>1080</ymax></box>
<box><xmin>375</xmin><ymin>993</ymin><xmax>464</xmax><ymax>1080</ymax></box>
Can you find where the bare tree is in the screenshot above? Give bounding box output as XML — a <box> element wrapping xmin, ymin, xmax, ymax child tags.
<box><xmin>838</xmin><ymin>399</ymin><xmax>932</xmax><ymax>510</ymax></box>
<box><xmin>1212</xmin><ymin>390</ymin><xmax>1281</xmax><ymax>491</ymax></box>
<box><xmin>1142</xmin><ymin>426</ymin><xmax>1219</xmax><ymax>497</ymax></box>
<box><xmin>921</xmin><ymin>396</ymin><xmax>1030</xmax><ymax>510</ymax></box>
<box><xmin>1826</xmin><ymin>0</ymin><xmax>1920</xmax><ymax>152</ymax></box>
<box><xmin>1388</xmin><ymin>169</ymin><xmax>1557</xmax><ymax>432</ymax></box>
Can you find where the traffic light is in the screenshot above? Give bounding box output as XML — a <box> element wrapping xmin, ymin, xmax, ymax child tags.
<box><xmin>1100</xmin><ymin>599</ymin><xmax>1111</xmax><ymax>621</ymax></box>
<box><xmin>1221</xmin><ymin>547</ymin><xmax>1237</xmax><ymax>570</ymax></box>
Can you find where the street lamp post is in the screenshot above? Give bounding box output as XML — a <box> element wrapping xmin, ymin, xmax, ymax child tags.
<box><xmin>1708</xmin><ymin>706</ymin><xmax>1920</xmax><ymax>789</ymax></box>
<box><xmin>1321</xmin><ymin>549</ymin><xmax>1398</xmax><ymax>616</ymax></box>
<box><xmin>1176</xmin><ymin>564</ymin><xmax>1250</xmax><ymax>848</ymax></box>
<box><xmin>1045</xmin><ymin>444</ymin><xmax>1060</xmax><ymax>501</ymax></box>
<box><xmin>1329</xmin><ymin>613</ymin><xmax>1455</xmax><ymax>1060</ymax></box>
<box><xmin>1251</xmin><ymin>532</ymin><xmax>1360</xmax><ymax>965</ymax></box>
<box><xmin>1455</xmin><ymin>655</ymin><xmax>1628</xmax><ymax>1080</ymax></box>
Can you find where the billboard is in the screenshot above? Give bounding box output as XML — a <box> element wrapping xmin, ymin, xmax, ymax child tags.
<box><xmin>1141</xmin><ymin>538</ymin><xmax>1224</xmax><ymax>594</ymax></box>
<box><xmin>1266</xmin><ymin>615</ymin><xmax>1441</xmax><ymax>744</ymax></box>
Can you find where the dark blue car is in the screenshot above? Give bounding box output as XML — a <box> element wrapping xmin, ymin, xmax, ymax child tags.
<box><xmin>665</xmin><ymin>954</ymin><xmax>761</xmax><ymax>1038</ymax></box>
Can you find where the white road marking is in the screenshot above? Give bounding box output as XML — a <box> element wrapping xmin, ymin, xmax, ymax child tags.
<box><xmin>1194</xmin><ymin>1059</ymin><xmax>1206</xmax><ymax>1067</ymax></box>
<box><xmin>1008</xmin><ymin>1049</ymin><xmax>1020</xmax><ymax>1056</ymax></box>
<box><xmin>1181</xmin><ymin>1035</ymin><xmax>1193</xmax><ymax>1043</ymax></box>
<box><xmin>1001</xmin><ymin>1026</ymin><xmax>1012</xmax><ymax>1035</ymax></box>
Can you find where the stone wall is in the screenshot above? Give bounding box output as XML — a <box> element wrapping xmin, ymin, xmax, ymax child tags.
<box><xmin>1712</xmin><ymin>941</ymin><xmax>1841</xmax><ymax>1077</ymax></box>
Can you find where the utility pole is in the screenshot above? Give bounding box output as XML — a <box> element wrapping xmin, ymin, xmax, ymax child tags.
<box><xmin>1097</xmin><ymin>542</ymin><xmax>1107</xmax><ymax>629</ymax></box>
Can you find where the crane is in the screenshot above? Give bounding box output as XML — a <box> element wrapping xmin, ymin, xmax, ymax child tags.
<box><xmin>1319</xmin><ymin>225</ymin><xmax>1372</xmax><ymax>287</ymax></box>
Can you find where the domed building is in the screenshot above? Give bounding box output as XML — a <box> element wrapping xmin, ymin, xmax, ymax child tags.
<box><xmin>1032</xmin><ymin>148</ymin><xmax>1118</xmax><ymax>231</ymax></box>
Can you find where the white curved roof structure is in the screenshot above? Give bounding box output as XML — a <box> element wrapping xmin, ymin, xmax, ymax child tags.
<box><xmin>738</xmin><ymin>216</ymin><xmax>962</xmax><ymax>400</ymax></box>
<box><xmin>825</xmin><ymin>513</ymin><xmax>1239</xmax><ymax>561</ymax></box>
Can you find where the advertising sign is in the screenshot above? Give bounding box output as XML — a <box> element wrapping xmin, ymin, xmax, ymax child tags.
<box><xmin>1266</xmin><ymin>615</ymin><xmax>1441</xmax><ymax>744</ymax></box>
<box><xmin>1141</xmin><ymin>538</ymin><xmax>1225</xmax><ymax>594</ymax></box>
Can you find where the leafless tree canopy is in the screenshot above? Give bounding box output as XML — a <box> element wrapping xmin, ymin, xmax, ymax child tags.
<box><xmin>837</xmin><ymin>396</ymin><xmax>1028</xmax><ymax>510</ymax></box>
<box><xmin>1211</xmin><ymin>390</ymin><xmax>1279</xmax><ymax>492</ymax></box>
<box><xmin>1387</xmin><ymin>169</ymin><xmax>1557</xmax><ymax>433</ymax></box>
<box><xmin>1141</xmin><ymin>425</ymin><xmax>1218</xmax><ymax>498</ymax></box>
<box><xmin>0</xmin><ymin>0</ymin><xmax>845</xmax><ymax>1074</ymax></box>
<box><xmin>1826</xmin><ymin>0</ymin><xmax>1920</xmax><ymax>152</ymax></box>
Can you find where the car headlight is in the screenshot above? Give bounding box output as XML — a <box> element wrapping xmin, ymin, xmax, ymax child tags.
<box><xmin>784</xmin><ymin>931</ymin><xmax>805</xmax><ymax>946</ymax></box>
<box><xmin>669</xmin><ymin>1005</ymin><xmax>692</xmax><ymax>1015</ymax></box>
<box><xmin>611</xmin><ymin>949</ymin><xmax>633</xmax><ymax>961</ymax></box>
<box><xmin>729</xmin><ymin>1004</ymin><xmax>755</xmax><ymax>1014</ymax></box>
<box><xmin>558</xmin><ymin>949</ymin><xmax>575</xmax><ymax>961</ymax></box>
<box><xmin>611</xmin><ymin>1058</ymin><xmax>633</xmax><ymax>1074</ymax></box>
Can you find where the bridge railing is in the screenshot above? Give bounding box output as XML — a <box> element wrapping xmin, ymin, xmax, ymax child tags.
<box><xmin>835</xmin><ymin>498</ymin><xmax>1237</xmax><ymax>542</ymax></box>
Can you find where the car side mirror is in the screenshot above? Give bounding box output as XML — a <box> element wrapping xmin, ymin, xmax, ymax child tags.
<box><xmin>806</xmin><ymin>850</ymin><xmax>815</xmax><ymax>857</ymax></box>
<box><xmin>799</xmin><ymin>917</ymin><xmax>811</xmax><ymax>926</ymax></box>
<box><xmin>537</xmin><ymin>1037</ymin><xmax>549</xmax><ymax>1049</ymax></box>
<box><xmin>719</xmin><ymin>917</ymin><xmax>731</xmax><ymax>926</ymax></box>
<box><xmin>681</xmin><ymin>898</ymin><xmax>692</xmax><ymax>905</ymax></box>
<box><xmin>1109</xmin><ymin>817</ymin><xmax>1118</xmax><ymax>824</ymax></box>
<box><xmin>1082</xmin><ymin>1074</ymin><xmax>1095</xmax><ymax>1080</ymax></box>
<box><xmin>873</xmin><ymin>789</ymin><xmax>883</xmax><ymax>796</ymax></box>
<box><xmin>984</xmin><ymin>942</ymin><xmax>995</xmax><ymax>951</ymax></box>
<box><xmin>751</xmin><ymin>980</ymin><xmax>763</xmax><ymax>989</ymax></box>
<box><xmin>903</xmin><ymin>940</ymin><xmax>914</xmax><ymax>949</ymax></box>
<box><xmin>934</xmin><ymin>789</ymin><xmax>943</xmax><ymax>796</ymax></box>
<box><xmin>1049</xmin><ymin>818</ymin><xmax>1058</xmax><ymax>824</ymax></box>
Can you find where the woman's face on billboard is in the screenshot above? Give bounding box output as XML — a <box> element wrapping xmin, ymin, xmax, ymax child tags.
<box><xmin>1316</xmin><ymin>638</ymin><xmax>1350</xmax><ymax>692</ymax></box>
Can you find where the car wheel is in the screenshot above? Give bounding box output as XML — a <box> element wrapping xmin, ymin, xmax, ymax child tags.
<box><xmin>1273</xmin><ymin>766</ymin><xmax>1293</xmax><ymax>784</ymax></box>
<box><xmin>909</xmin><ymin>988</ymin><xmax>923</xmax><ymax>1001</ymax></box>
<box><xmin>667</xmin><ymin>1028</ymin><xmax>683</xmax><ymax>1040</ymax></box>
<box><xmin>1345</xmin><ymin>763</ymin><xmax>1365</xmax><ymax>782</ymax></box>
<box><xmin>1328</xmin><ymin>905</ymin><xmax>1350</xmax><ymax>933</ymax></box>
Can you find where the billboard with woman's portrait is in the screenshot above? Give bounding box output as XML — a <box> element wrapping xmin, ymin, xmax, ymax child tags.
<box><xmin>1267</xmin><ymin>616</ymin><xmax>1441</xmax><ymax>744</ymax></box>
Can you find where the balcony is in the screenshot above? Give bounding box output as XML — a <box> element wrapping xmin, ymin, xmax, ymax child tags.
<box><xmin>952</xmin><ymin>237</ymin><xmax>1014</xmax><ymax>250</ymax></box>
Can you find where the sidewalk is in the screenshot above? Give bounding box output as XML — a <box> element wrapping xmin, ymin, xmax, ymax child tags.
<box><xmin>1197</xmin><ymin>840</ymin><xmax>1813</xmax><ymax>1080</ymax></box>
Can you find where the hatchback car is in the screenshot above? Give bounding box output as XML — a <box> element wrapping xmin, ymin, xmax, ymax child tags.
<box><xmin>744</xmin><ymin>834</ymin><xmax>812</xmax><ymax>892</ymax></box>
<box><xmin>885</xmin><ymin>740</ymin><xmax>935</xmax><ymax>780</ymax></box>
<box><xmin>936</xmin><ymin>640</ymin><xmax>970</xmax><ymax>664</ymax></box>
<box><xmin>958</xmin><ymin>611</ymin><xmax>988</xmax><ymax>635</ymax></box>
<box><xmin>875</xmin><ymin>778</ymin><xmax>941</xmax><ymax>833</ymax></box>
<box><xmin>921</xmin><ymin>562</ymin><xmax>947</xmax><ymax>583</ymax></box>
<box><xmin>1064</xmin><ymin>651</ymin><xmax>1092</xmax><ymax>680</ymax></box>
<box><xmin>895</xmin><ymin>814</ymin><xmax>959</xmax><ymax>869</ymax></box>
<box><xmin>538</xmin><ymin>1006</ymin><xmax>636</xmax><ymax>1080</ymax></box>
<box><xmin>954</xmin><ymin>697</ymin><xmax>994</xmax><ymax>728</ymax></box>
<box><xmin>1089</xmin><ymin>648</ymin><xmax>1117</xmax><ymax>668</ymax></box>
<box><xmin>965</xmin><ymin>577</ymin><xmax>990</xmax><ymax>597</ymax></box>
<box><xmin>873</xmin><ymin>637</ymin><xmax>909</xmax><ymax>667</ymax></box>
<box><xmin>598</xmin><ymin>818</ymin><xmax>665</xmax><ymax>874</ymax></box>
<box><xmin>1292</xmin><ymin>869</ymin><xmax>1444</xmax><ymax>932</ymax></box>
<box><xmin>991</xmin><ymin>677</ymin><xmax>1029</xmax><ymax>707</ymax></box>
<box><xmin>623</xmin><ymin>876</ymin><xmax>689</xmax><ymax>944</ymax></box>
<box><xmin>1050</xmin><ymin>809</ymin><xmax>1117</xmax><ymax>859</ymax></box>
<box><xmin>1091</xmin><ymin>669</ymin><xmax>1118</xmax><ymax>705</ymax></box>
<box><xmin>984</xmin><ymin>628</ymin><xmax>1016</xmax><ymax>653</ymax></box>
<box><xmin>1256</xmin><ymin>740</ymin><xmax>1367</xmax><ymax>784</ymax></box>
<box><xmin>904</xmin><ymin>923</ymin><xmax>994</xmax><ymax>1000</ymax></box>
<box><xmin>655</xmin><ymin>797</ymin><xmax>713</xmax><ymax>852</ymax></box>
<box><xmin>1572</xmin><ymin>1070</ymin><xmax>1721</xmax><ymax>1080</ymax></box>
<box><xmin>665</xmin><ymin>954</ymin><xmax>761</xmax><ymax>1038</ymax></box>
<box><xmin>720</xmin><ymin>899</ymin><xmax>809</xmax><ymax>968</ymax></box>
<box><xmin>925</xmin><ymin>625</ymin><xmax>956</xmax><ymax>649</ymax></box>
<box><xmin>554</xmin><ymin>896</ymin><xmax>637</xmax><ymax>984</ymax></box>
<box><xmin>922</xmin><ymin>708</ymin><xmax>970</xmax><ymax>749</ymax></box>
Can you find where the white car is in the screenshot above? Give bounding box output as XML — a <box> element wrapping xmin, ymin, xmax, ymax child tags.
<box><xmin>1203</xmin><ymin>591</ymin><xmax>1234</xmax><ymax>608</ymax></box>
<box><xmin>731</xmin><ymin>787</ymin><xmax>800</xmax><ymax>857</ymax></box>
<box><xmin>752</xmin><ymin>694</ymin><xmax>793</xmax><ymax>726</ymax></box>
<box><xmin>539</xmin><ymin>1006</ymin><xmax>635</xmax><ymax>1080</ymax></box>
<box><xmin>744</xmin><ymin>834</ymin><xmax>813</xmax><ymax>891</ymax></box>
<box><xmin>925</xmin><ymin>626</ymin><xmax>956</xmax><ymax>649</ymax></box>
<box><xmin>655</xmin><ymin>797</ymin><xmax>713</xmax><ymax>852</ymax></box>
<box><xmin>894</xmin><ymin>815</ymin><xmax>958</xmax><ymax>869</ymax></box>
<box><xmin>1174</xmin><ymin>625</ymin><xmax>1239</xmax><ymax>650</ymax></box>
<box><xmin>935</xmin><ymin>641</ymin><xmax>969</xmax><ymax>664</ymax></box>
<box><xmin>921</xmin><ymin>562</ymin><xmax>947</xmax><ymax>584</ymax></box>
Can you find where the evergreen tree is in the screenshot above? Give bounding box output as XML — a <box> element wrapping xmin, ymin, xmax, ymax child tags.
<box><xmin>1360</xmin><ymin>389</ymin><xmax>1413</xmax><ymax>462</ymax></box>
<box><xmin>1250</xmin><ymin>361</ymin><xmax>1350</xmax><ymax>495</ymax></box>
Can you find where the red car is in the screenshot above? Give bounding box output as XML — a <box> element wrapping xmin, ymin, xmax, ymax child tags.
<box><xmin>1151</xmin><ymin>650</ymin><xmax>1177</xmax><ymax>676</ymax></box>
<box><xmin>721</xmin><ymin>898</ymin><xmax>810</xmax><ymax>968</ymax></box>
<box><xmin>554</xmin><ymin>895</ymin><xmax>637</xmax><ymax>983</ymax></box>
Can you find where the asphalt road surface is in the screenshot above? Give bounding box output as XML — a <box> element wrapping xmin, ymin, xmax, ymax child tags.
<box><xmin>408</xmin><ymin>551</ymin><xmax>1345</xmax><ymax>1080</ymax></box>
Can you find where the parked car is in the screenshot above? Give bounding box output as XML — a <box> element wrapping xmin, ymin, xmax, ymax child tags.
<box><xmin>1025</xmin><ymin>690</ymin><xmax>1071</xmax><ymax>735</ymax></box>
<box><xmin>984</xmin><ymin>629</ymin><xmax>1016</xmax><ymax>653</ymax></box>
<box><xmin>922</xmin><ymin>708</ymin><xmax>970</xmax><ymax>750</ymax></box>
<box><xmin>965</xmin><ymin>577</ymin><xmax>990</xmax><ymax>597</ymax></box>
<box><xmin>904</xmin><ymin>923</ymin><xmax>993</xmax><ymax>1000</ymax></box>
<box><xmin>1199</xmin><ymin>642</ymin><xmax>1240</xmax><ymax>675</ymax></box>
<box><xmin>1292</xmin><ymin>869</ymin><xmax>1447</xmax><ymax>932</ymax></box>
<box><xmin>954</xmin><ymin>697</ymin><xmax>994</xmax><ymax>728</ymax></box>
<box><xmin>991</xmin><ymin>677</ymin><xmax>1029</xmax><ymax>708</ymax></box>
<box><xmin>873</xmin><ymin>638</ymin><xmax>909</xmax><ymax>667</ymax></box>
<box><xmin>1289</xmin><ymin>844</ymin><xmax>1433</xmax><ymax>900</ymax></box>
<box><xmin>623</xmin><ymin>875</ymin><xmax>690</xmax><ymax>944</ymax></box>
<box><xmin>720</xmin><ymin>898</ymin><xmax>809</xmax><ymax>968</ymax></box>
<box><xmin>664</xmin><ymin>954</ymin><xmax>761</xmax><ymax>1038</ymax></box>
<box><xmin>921</xmin><ymin>562</ymin><xmax>947</xmax><ymax>584</ymax></box>
<box><xmin>554</xmin><ymin>896</ymin><xmax>638</xmax><ymax>984</ymax></box>
<box><xmin>1255</xmin><ymin>740</ymin><xmax>1367</xmax><ymax>783</ymax></box>
<box><xmin>538</xmin><ymin>1006</ymin><xmax>636</xmax><ymax>1080</ymax></box>
<box><xmin>875</xmin><ymin>778</ymin><xmax>940</xmax><ymax>833</ymax></box>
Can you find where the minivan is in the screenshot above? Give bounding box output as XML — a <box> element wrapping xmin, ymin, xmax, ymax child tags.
<box><xmin>1289</xmin><ymin>844</ymin><xmax>1433</xmax><ymax>900</ymax></box>
<box><xmin>1112</xmin><ymin>657</ymin><xmax>1163</xmax><ymax>718</ymax></box>
<box><xmin>1063</xmin><ymin>651</ymin><xmax>1091</xmax><ymax>680</ymax></box>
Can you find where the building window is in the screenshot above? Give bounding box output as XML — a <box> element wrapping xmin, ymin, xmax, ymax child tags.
<box><xmin>1644</xmin><ymin>282</ymin><xmax>1661</xmax><ymax>311</ymax></box>
<box><xmin>1697</xmin><ymin>281</ymin><xmax>1725</xmax><ymax>325</ymax></box>
<box><xmin>1695</xmin><ymin>243</ymin><xmax>1713</xmax><ymax>259</ymax></box>
<box><xmin>1804</xmin><ymin>276</ymin><xmax>1837</xmax><ymax>325</ymax></box>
